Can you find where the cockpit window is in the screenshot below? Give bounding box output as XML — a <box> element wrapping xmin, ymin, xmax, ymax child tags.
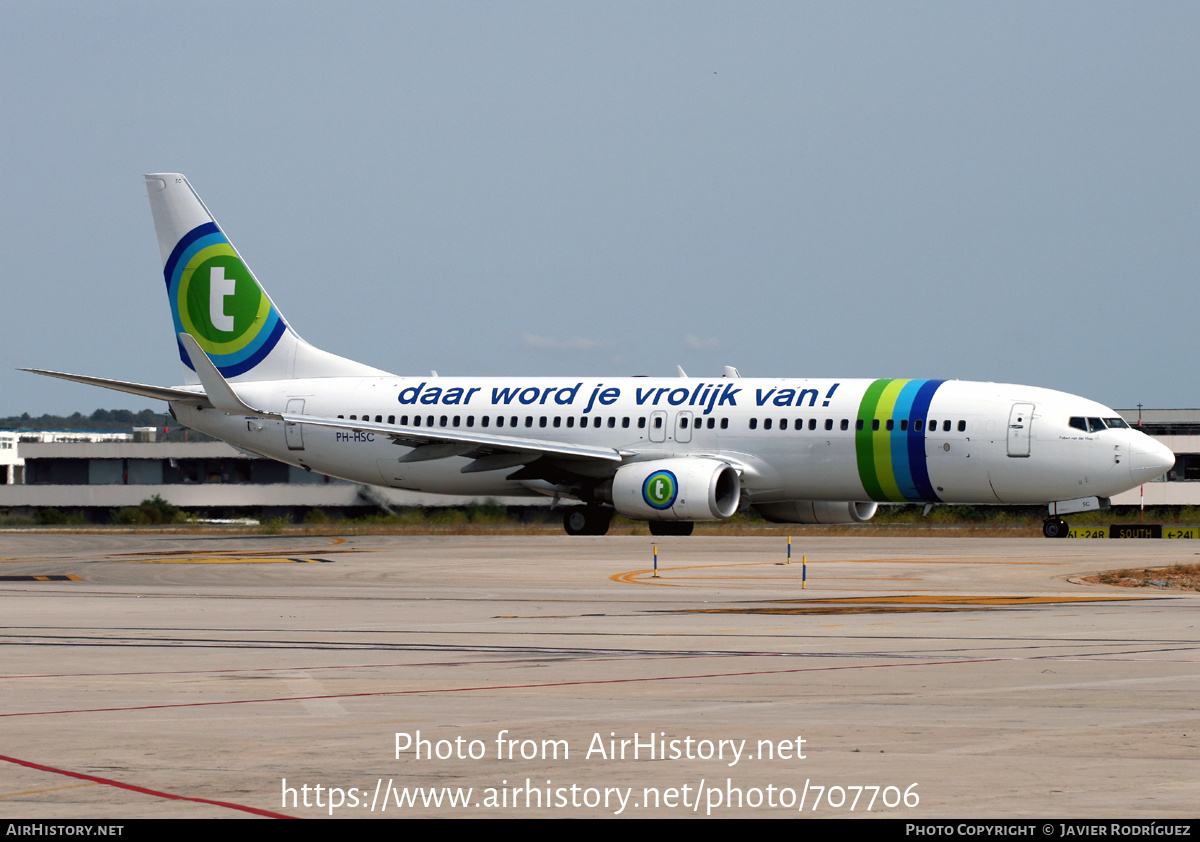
<box><xmin>1069</xmin><ymin>417</ymin><xmax>1087</xmax><ymax>431</ymax></box>
<box><xmin>1087</xmin><ymin>417</ymin><xmax>1105</xmax><ymax>433</ymax></box>
<box><xmin>1104</xmin><ymin>417</ymin><xmax>1130</xmax><ymax>429</ymax></box>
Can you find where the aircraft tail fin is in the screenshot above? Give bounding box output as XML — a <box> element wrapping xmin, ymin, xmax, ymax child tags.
<box><xmin>144</xmin><ymin>174</ymin><xmax>389</xmax><ymax>384</ymax></box>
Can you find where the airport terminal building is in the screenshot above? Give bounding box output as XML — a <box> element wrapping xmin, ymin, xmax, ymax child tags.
<box><xmin>0</xmin><ymin>429</ymin><xmax>534</xmax><ymax>521</ymax></box>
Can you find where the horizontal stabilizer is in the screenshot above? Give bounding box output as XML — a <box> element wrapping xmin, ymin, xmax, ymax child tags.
<box><xmin>22</xmin><ymin>369</ymin><xmax>209</xmax><ymax>405</ymax></box>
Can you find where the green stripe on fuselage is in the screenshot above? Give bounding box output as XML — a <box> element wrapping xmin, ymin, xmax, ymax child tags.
<box><xmin>856</xmin><ymin>378</ymin><xmax>915</xmax><ymax>503</ymax></box>
<box><xmin>855</xmin><ymin>379</ymin><xmax>890</xmax><ymax>501</ymax></box>
<box><xmin>871</xmin><ymin>379</ymin><xmax>909</xmax><ymax>501</ymax></box>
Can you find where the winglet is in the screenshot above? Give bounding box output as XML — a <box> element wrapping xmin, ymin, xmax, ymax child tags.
<box><xmin>178</xmin><ymin>333</ymin><xmax>280</xmax><ymax>418</ymax></box>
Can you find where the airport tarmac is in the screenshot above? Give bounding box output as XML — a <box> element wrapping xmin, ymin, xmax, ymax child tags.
<box><xmin>1</xmin><ymin>531</ymin><xmax>1197</xmax><ymax>818</ymax></box>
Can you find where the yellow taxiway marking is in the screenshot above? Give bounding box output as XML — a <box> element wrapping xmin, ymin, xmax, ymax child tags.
<box><xmin>669</xmin><ymin>593</ymin><xmax>1147</xmax><ymax>616</ymax></box>
<box><xmin>0</xmin><ymin>782</ymin><xmax>99</xmax><ymax>799</ymax></box>
<box><xmin>611</xmin><ymin>551</ymin><xmax>1171</xmax><ymax>587</ymax></box>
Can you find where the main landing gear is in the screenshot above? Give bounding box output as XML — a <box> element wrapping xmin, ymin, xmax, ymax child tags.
<box><xmin>1043</xmin><ymin>517</ymin><xmax>1070</xmax><ymax>539</ymax></box>
<box><xmin>563</xmin><ymin>506</ymin><xmax>613</xmax><ymax>536</ymax></box>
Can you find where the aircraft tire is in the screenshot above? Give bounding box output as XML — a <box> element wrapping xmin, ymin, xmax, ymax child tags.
<box><xmin>587</xmin><ymin>507</ymin><xmax>613</xmax><ymax>536</ymax></box>
<box><xmin>563</xmin><ymin>508</ymin><xmax>590</xmax><ymax>536</ymax></box>
<box><xmin>648</xmin><ymin>520</ymin><xmax>695</xmax><ymax>537</ymax></box>
<box><xmin>564</xmin><ymin>507</ymin><xmax>612</xmax><ymax>536</ymax></box>
<box><xmin>1042</xmin><ymin>518</ymin><xmax>1070</xmax><ymax>539</ymax></box>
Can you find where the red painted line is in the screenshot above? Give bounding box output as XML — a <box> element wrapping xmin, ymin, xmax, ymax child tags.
<box><xmin>0</xmin><ymin>657</ymin><xmax>1006</xmax><ymax>718</ymax></box>
<box><xmin>0</xmin><ymin>753</ymin><xmax>294</xmax><ymax>818</ymax></box>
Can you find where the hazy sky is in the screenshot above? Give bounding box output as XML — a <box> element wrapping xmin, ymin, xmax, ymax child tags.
<box><xmin>3</xmin><ymin>2</ymin><xmax>1198</xmax><ymax>418</ymax></box>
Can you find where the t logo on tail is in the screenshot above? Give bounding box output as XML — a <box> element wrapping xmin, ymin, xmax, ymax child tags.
<box><xmin>209</xmin><ymin>266</ymin><xmax>237</xmax><ymax>332</ymax></box>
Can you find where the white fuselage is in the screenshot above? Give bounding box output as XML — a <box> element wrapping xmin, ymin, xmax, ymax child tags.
<box><xmin>171</xmin><ymin>375</ymin><xmax>1171</xmax><ymax>508</ymax></box>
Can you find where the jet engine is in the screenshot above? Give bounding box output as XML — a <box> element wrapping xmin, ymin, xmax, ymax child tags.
<box><xmin>605</xmin><ymin>458</ymin><xmax>741</xmax><ymax>521</ymax></box>
<box><xmin>754</xmin><ymin>501</ymin><xmax>878</xmax><ymax>524</ymax></box>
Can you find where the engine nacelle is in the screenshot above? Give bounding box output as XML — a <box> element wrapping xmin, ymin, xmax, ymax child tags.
<box><xmin>608</xmin><ymin>458</ymin><xmax>741</xmax><ymax>521</ymax></box>
<box><xmin>754</xmin><ymin>500</ymin><xmax>878</xmax><ymax>524</ymax></box>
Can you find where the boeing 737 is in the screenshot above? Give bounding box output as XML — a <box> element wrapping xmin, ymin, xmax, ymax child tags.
<box><xmin>26</xmin><ymin>174</ymin><xmax>1175</xmax><ymax>538</ymax></box>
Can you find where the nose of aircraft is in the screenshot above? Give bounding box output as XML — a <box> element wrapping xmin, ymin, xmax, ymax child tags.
<box><xmin>1129</xmin><ymin>433</ymin><xmax>1175</xmax><ymax>485</ymax></box>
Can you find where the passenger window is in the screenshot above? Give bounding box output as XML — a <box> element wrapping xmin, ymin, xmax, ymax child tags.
<box><xmin>466</xmin><ymin>416</ymin><xmax>474</xmax><ymax>427</ymax></box>
<box><xmin>681</xmin><ymin>417</ymin><xmax>689</xmax><ymax>429</ymax></box>
<box><xmin>809</xmin><ymin>418</ymin><xmax>817</xmax><ymax>431</ymax></box>
<box><xmin>539</xmin><ymin>417</ymin><xmax>547</xmax><ymax>427</ymax></box>
<box><xmin>654</xmin><ymin>417</ymin><xmax>663</xmax><ymax>429</ymax></box>
<box><xmin>957</xmin><ymin>420</ymin><xmax>966</xmax><ymax>432</ymax></box>
<box><xmin>510</xmin><ymin>416</ymin><xmax>518</xmax><ymax>427</ymax></box>
<box><xmin>400</xmin><ymin>415</ymin><xmax>408</xmax><ymax>425</ymax></box>
<box><xmin>780</xmin><ymin>419</ymin><xmax>788</xmax><ymax>430</ymax></box>
<box><xmin>622</xmin><ymin>417</ymin><xmax>630</xmax><ymax>428</ymax></box>
<box><xmin>525</xmin><ymin>417</ymin><xmax>533</xmax><ymax>427</ymax></box>
<box><xmin>720</xmin><ymin>418</ymin><xmax>728</xmax><ymax>429</ymax></box>
<box><xmin>388</xmin><ymin>415</ymin><xmax>395</xmax><ymax>425</ymax></box>
<box><xmin>943</xmin><ymin>420</ymin><xmax>951</xmax><ymax>432</ymax></box>
<box><xmin>840</xmin><ymin>419</ymin><xmax>848</xmax><ymax>431</ymax></box>
<box><xmin>825</xmin><ymin>418</ymin><xmax>833</xmax><ymax>431</ymax></box>
<box><xmin>607</xmin><ymin>417</ymin><xmax>615</xmax><ymax>428</ymax></box>
<box><xmin>886</xmin><ymin>419</ymin><xmax>894</xmax><ymax>431</ymax></box>
<box><xmin>567</xmin><ymin>417</ymin><xmax>575</xmax><ymax>428</ymax></box>
<box><xmin>855</xmin><ymin>419</ymin><xmax>864</xmax><ymax>431</ymax></box>
<box><xmin>749</xmin><ymin>418</ymin><xmax>758</xmax><ymax>430</ymax></box>
<box><xmin>707</xmin><ymin>418</ymin><xmax>715</xmax><ymax>429</ymax></box>
<box><xmin>453</xmin><ymin>416</ymin><xmax>461</xmax><ymax>426</ymax></box>
<box><xmin>594</xmin><ymin>417</ymin><xmax>602</xmax><ymax>428</ymax></box>
<box><xmin>481</xmin><ymin>416</ymin><xmax>489</xmax><ymax>428</ymax></box>
<box><xmin>900</xmin><ymin>419</ymin><xmax>908</xmax><ymax>431</ymax></box>
<box><xmin>375</xmin><ymin>415</ymin><xmax>382</xmax><ymax>423</ymax></box>
<box><xmin>440</xmin><ymin>416</ymin><xmax>448</xmax><ymax>427</ymax></box>
<box><xmin>350</xmin><ymin>415</ymin><xmax>357</xmax><ymax>420</ymax></box>
<box><xmin>412</xmin><ymin>416</ymin><xmax>420</xmax><ymax>427</ymax></box>
<box><xmin>496</xmin><ymin>416</ymin><xmax>504</xmax><ymax>428</ymax></box>
<box><xmin>764</xmin><ymin>418</ymin><xmax>772</xmax><ymax>430</ymax></box>
<box><xmin>914</xmin><ymin>419</ymin><xmax>923</xmax><ymax>431</ymax></box>
<box><xmin>872</xmin><ymin>419</ymin><xmax>880</xmax><ymax>431</ymax></box>
<box><xmin>427</xmin><ymin>416</ymin><xmax>435</xmax><ymax>427</ymax></box>
<box><xmin>553</xmin><ymin>417</ymin><xmax>561</xmax><ymax>427</ymax></box>
<box><xmin>638</xmin><ymin>418</ymin><xmax>646</xmax><ymax>429</ymax></box>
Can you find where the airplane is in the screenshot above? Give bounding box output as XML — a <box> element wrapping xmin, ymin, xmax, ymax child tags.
<box><xmin>25</xmin><ymin>174</ymin><xmax>1176</xmax><ymax>539</ymax></box>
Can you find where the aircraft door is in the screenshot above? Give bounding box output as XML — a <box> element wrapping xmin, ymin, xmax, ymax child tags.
<box><xmin>285</xmin><ymin>398</ymin><xmax>305</xmax><ymax>451</ymax></box>
<box><xmin>1007</xmin><ymin>403</ymin><xmax>1033</xmax><ymax>458</ymax></box>
<box><xmin>675</xmin><ymin>411</ymin><xmax>693</xmax><ymax>443</ymax></box>
<box><xmin>649</xmin><ymin>410</ymin><xmax>667</xmax><ymax>443</ymax></box>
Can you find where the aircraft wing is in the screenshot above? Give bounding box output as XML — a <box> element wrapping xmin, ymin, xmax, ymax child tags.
<box><xmin>283</xmin><ymin>413</ymin><xmax>627</xmax><ymax>465</ymax></box>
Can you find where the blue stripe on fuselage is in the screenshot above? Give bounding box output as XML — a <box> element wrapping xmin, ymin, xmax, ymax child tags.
<box><xmin>907</xmin><ymin>379</ymin><xmax>944</xmax><ymax>502</ymax></box>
